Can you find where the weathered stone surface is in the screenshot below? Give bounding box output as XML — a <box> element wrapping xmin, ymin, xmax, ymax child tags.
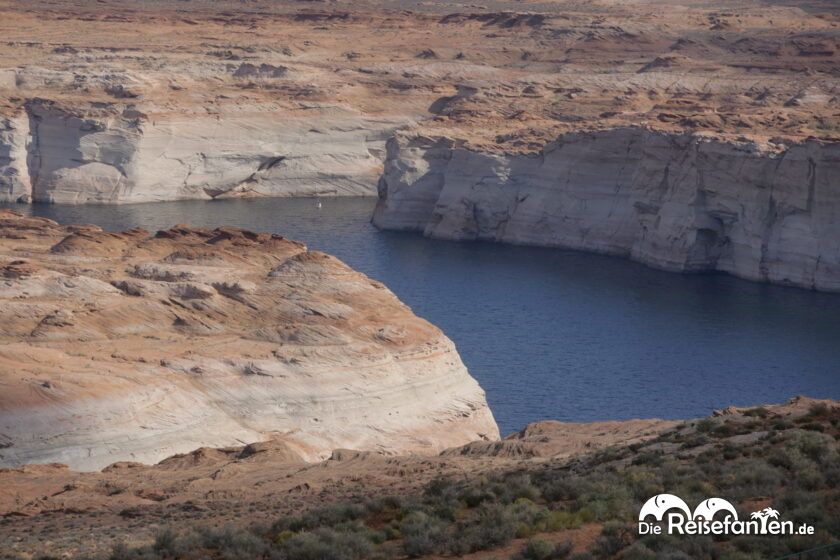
<box><xmin>0</xmin><ymin>210</ymin><xmax>498</xmax><ymax>471</ymax></box>
<box><xmin>374</xmin><ymin>130</ymin><xmax>840</xmax><ymax>291</ymax></box>
<box><xmin>0</xmin><ymin>0</ymin><xmax>838</xmax><ymax>205</ymax></box>
<box><xmin>1</xmin><ymin>101</ymin><xmax>404</xmax><ymax>204</ymax></box>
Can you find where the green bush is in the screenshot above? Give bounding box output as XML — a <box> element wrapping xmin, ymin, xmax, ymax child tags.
<box><xmin>274</xmin><ymin>504</ymin><xmax>366</xmax><ymax>533</ymax></box>
<box><xmin>519</xmin><ymin>538</ymin><xmax>555</xmax><ymax>560</ymax></box>
<box><xmin>695</xmin><ymin>419</ymin><xmax>716</xmax><ymax>433</ymax></box>
<box><xmin>617</xmin><ymin>542</ymin><xmax>656</xmax><ymax>560</ymax></box>
<box><xmin>400</xmin><ymin>511</ymin><xmax>446</xmax><ymax>557</ymax></box>
<box><xmin>279</xmin><ymin>528</ymin><xmax>373</xmax><ymax>560</ymax></box>
<box><xmin>592</xmin><ymin>521</ymin><xmax>634</xmax><ymax>558</ymax></box>
<box><xmin>449</xmin><ymin>503</ymin><xmax>519</xmax><ymax>554</ymax></box>
<box><xmin>197</xmin><ymin>526</ymin><xmax>269</xmax><ymax>560</ymax></box>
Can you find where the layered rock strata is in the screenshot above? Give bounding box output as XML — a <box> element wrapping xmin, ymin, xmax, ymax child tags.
<box><xmin>0</xmin><ymin>210</ymin><xmax>498</xmax><ymax>471</ymax></box>
<box><xmin>2</xmin><ymin>0</ymin><xmax>838</xmax><ymax>204</ymax></box>
<box><xmin>1</xmin><ymin>102</ymin><xmax>404</xmax><ymax>204</ymax></box>
<box><xmin>373</xmin><ymin>130</ymin><xmax>840</xmax><ymax>291</ymax></box>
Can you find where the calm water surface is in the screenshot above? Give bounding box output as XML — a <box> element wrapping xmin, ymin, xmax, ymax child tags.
<box><xmin>6</xmin><ymin>198</ymin><xmax>840</xmax><ymax>434</ymax></box>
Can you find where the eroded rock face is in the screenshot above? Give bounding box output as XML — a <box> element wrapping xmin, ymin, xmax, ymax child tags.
<box><xmin>0</xmin><ymin>210</ymin><xmax>498</xmax><ymax>471</ymax></box>
<box><xmin>373</xmin><ymin>130</ymin><xmax>840</xmax><ymax>291</ymax></box>
<box><xmin>2</xmin><ymin>0</ymin><xmax>838</xmax><ymax>205</ymax></box>
<box><xmin>1</xmin><ymin>101</ymin><xmax>403</xmax><ymax>204</ymax></box>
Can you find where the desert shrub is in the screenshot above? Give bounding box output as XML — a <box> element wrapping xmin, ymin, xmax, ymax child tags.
<box><xmin>589</xmin><ymin>447</ymin><xmax>626</xmax><ymax>465</ymax></box>
<box><xmin>654</xmin><ymin>553</ymin><xmax>693</xmax><ymax>560</ymax></box>
<box><xmin>731</xmin><ymin>535</ymin><xmax>798</xmax><ymax>558</ymax></box>
<box><xmin>575</xmin><ymin>478</ymin><xmax>636</xmax><ymax>521</ymax></box>
<box><xmin>424</xmin><ymin>476</ymin><xmax>457</xmax><ymax>498</ymax></box>
<box><xmin>554</xmin><ymin>541</ymin><xmax>574</xmax><ymax>559</ymax></box>
<box><xmin>509</xmin><ymin>499</ymin><xmax>553</xmax><ymax>537</ymax></box>
<box><xmin>790</xmin><ymin>432</ymin><xmax>831</xmax><ymax>463</ymax></box>
<box><xmin>631</xmin><ymin>452</ymin><xmax>664</xmax><ymax>467</ymax></box>
<box><xmin>279</xmin><ymin>528</ymin><xmax>372</xmax><ymax>560</ymax></box>
<box><xmin>806</xmin><ymin>403</ymin><xmax>830</xmax><ymax>419</ymax></box>
<box><xmin>491</xmin><ymin>473</ymin><xmax>541</xmax><ymax>504</ymax></box>
<box><xmin>101</xmin><ymin>399</ymin><xmax>840</xmax><ymax>560</ymax></box>
<box><xmin>823</xmin><ymin>461</ymin><xmax>840</xmax><ymax>487</ymax></box>
<box><xmin>460</xmin><ymin>483</ymin><xmax>496</xmax><ymax>508</ymax></box>
<box><xmin>535</xmin><ymin>474</ymin><xmax>581</xmax><ymax>502</ymax></box>
<box><xmin>400</xmin><ymin>511</ymin><xmax>446</xmax><ymax>557</ymax></box>
<box><xmin>766</xmin><ymin>446</ymin><xmax>797</xmax><ymax>470</ymax></box>
<box><xmin>680</xmin><ymin>434</ymin><xmax>710</xmax><ymax>449</ymax></box>
<box><xmin>108</xmin><ymin>543</ymin><xmax>131</xmax><ymax>560</ymax></box>
<box><xmin>621</xmin><ymin>469</ymin><xmax>661</xmax><ymax>503</ymax></box>
<box><xmin>126</xmin><ymin>526</ymin><xmax>269</xmax><ymax>560</ymax></box>
<box><xmin>617</xmin><ymin>542</ymin><xmax>656</xmax><ymax>560</ymax></box>
<box><xmin>695</xmin><ymin>449</ymin><xmax>723</xmax><ymax>474</ymax></box>
<box><xmin>712</xmin><ymin>422</ymin><xmax>738</xmax><ymax>438</ymax></box>
<box><xmin>725</xmin><ymin>461</ymin><xmax>781</xmax><ymax>500</ymax></box>
<box><xmin>674</xmin><ymin>536</ymin><xmax>716</xmax><ymax>558</ymax></box>
<box><xmin>673</xmin><ymin>478</ymin><xmax>714</xmax><ymax>503</ymax></box>
<box><xmin>274</xmin><ymin>504</ymin><xmax>366</xmax><ymax>533</ymax></box>
<box><xmin>516</xmin><ymin>538</ymin><xmax>573</xmax><ymax>560</ymax></box>
<box><xmin>801</xmin><ymin>422</ymin><xmax>825</xmax><ymax>432</ymax></box>
<box><xmin>722</xmin><ymin>443</ymin><xmax>740</xmax><ymax>460</ymax></box>
<box><xmin>448</xmin><ymin>503</ymin><xmax>519</xmax><ymax>554</ymax></box>
<box><xmin>196</xmin><ymin>526</ymin><xmax>269</xmax><ymax>560</ymax></box>
<box><xmin>539</xmin><ymin>509</ymin><xmax>591</xmax><ymax>531</ymax></box>
<box><xmin>518</xmin><ymin>539</ymin><xmax>554</xmax><ymax>560</ymax></box>
<box><xmin>772</xmin><ymin>419</ymin><xmax>794</xmax><ymax>431</ymax></box>
<box><xmin>695</xmin><ymin>419</ymin><xmax>716</xmax><ymax>433</ymax></box>
<box><xmin>779</xmin><ymin>489</ymin><xmax>825</xmax><ymax>526</ymax></box>
<box><xmin>363</xmin><ymin>495</ymin><xmax>403</xmax><ymax>513</ymax></box>
<box><xmin>592</xmin><ymin>521</ymin><xmax>634</xmax><ymax>558</ymax></box>
<box><xmin>152</xmin><ymin>528</ymin><xmax>202</xmax><ymax>558</ymax></box>
<box><xmin>795</xmin><ymin>465</ymin><xmax>824</xmax><ymax>491</ymax></box>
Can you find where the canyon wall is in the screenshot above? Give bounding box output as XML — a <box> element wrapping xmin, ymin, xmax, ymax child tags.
<box><xmin>373</xmin><ymin>129</ymin><xmax>840</xmax><ymax>292</ymax></box>
<box><xmin>0</xmin><ymin>102</ymin><xmax>404</xmax><ymax>204</ymax></box>
<box><xmin>0</xmin><ymin>211</ymin><xmax>498</xmax><ymax>471</ymax></box>
<box><xmin>0</xmin><ymin>113</ymin><xmax>30</xmax><ymax>202</ymax></box>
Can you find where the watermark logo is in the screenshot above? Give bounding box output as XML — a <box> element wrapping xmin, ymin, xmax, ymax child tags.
<box><xmin>638</xmin><ymin>494</ymin><xmax>814</xmax><ymax>536</ymax></box>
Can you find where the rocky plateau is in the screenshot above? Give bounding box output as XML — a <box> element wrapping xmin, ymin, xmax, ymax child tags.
<box><xmin>0</xmin><ymin>209</ymin><xmax>498</xmax><ymax>471</ymax></box>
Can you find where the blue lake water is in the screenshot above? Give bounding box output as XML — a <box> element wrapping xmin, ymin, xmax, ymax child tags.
<box><xmin>5</xmin><ymin>197</ymin><xmax>840</xmax><ymax>435</ymax></box>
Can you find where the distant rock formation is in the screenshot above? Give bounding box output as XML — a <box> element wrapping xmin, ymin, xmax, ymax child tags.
<box><xmin>1</xmin><ymin>0</ymin><xmax>838</xmax><ymax>209</ymax></box>
<box><xmin>373</xmin><ymin>129</ymin><xmax>840</xmax><ymax>292</ymax></box>
<box><xmin>0</xmin><ymin>101</ymin><xmax>405</xmax><ymax>204</ymax></box>
<box><xmin>0</xmin><ymin>210</ymin><xmax>498</xmax><ymax>471</ymax></box>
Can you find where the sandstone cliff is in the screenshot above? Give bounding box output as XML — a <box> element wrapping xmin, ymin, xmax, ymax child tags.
<box><xmin>0</xmin><ymin>210</ymin><xmax>498</xmax><ymax>471</ymax></box>
<box><xmin>1</xmin><ymin>101</ymin><xmax>404</xmax><ymax>204</ymax></box>
<box><xmin>373</xmin><ymin>130</ymin><xmax>840</xmax><ymax>291</ymax></box>
<box><xmin>2</xmin><ymin>0</ymin><xmax>838</xmax><ymax>205</ymax></box>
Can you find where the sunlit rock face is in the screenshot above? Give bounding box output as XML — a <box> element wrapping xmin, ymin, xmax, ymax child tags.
<box><xmin>0</xmin><ymin>101</ymin><xmax>404</xmax><ymax>204</ymax></box>
<box><xmin>0</xmin><ymin>210</ymin><xmax>498</xmax><ymax>471</ymax></box>
<box><xmin>374</xmin><ymin>130</ymin><xmax>840</xmax><ymax>292</ymax></box>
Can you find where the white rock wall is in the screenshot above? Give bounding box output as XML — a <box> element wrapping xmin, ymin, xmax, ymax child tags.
<box><xmin>1</xmin><ymin>102</ymin><xmax>405</xmax><ymax>204</ymax></box>
<box><xmin>373</xmin><ymin>129</ymin><xmax>840</xmax><ymax>291</ymax></box>
<box><xmin>0</xmin><ymin>114</ymin><xmax>30</xmax><ymax>202</ymax></box>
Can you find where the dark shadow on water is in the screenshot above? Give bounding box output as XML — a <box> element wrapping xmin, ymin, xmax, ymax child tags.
<box><xmin>5</xmin><ymin>198</ymin><xmax>840</xmax><ymax>434</ymax></box>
